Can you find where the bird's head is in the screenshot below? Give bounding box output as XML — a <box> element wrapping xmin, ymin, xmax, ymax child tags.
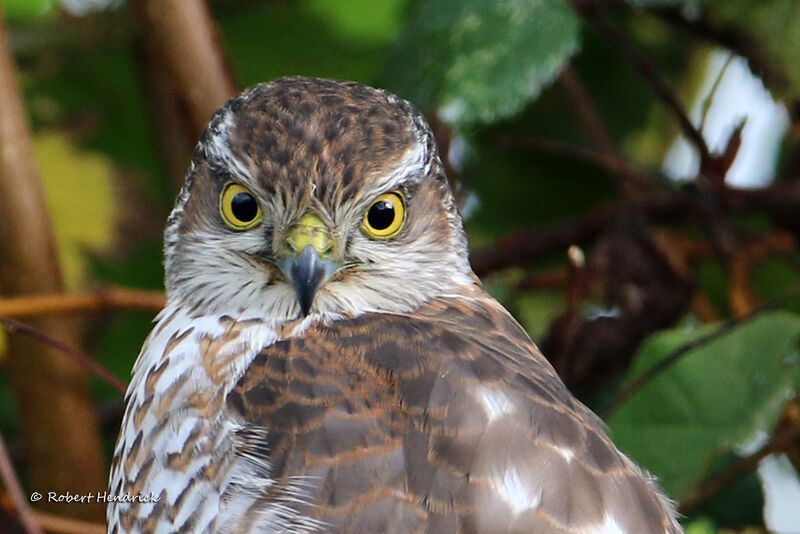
<box><xmin>164</xmin><ymin>77</ymin><xmax>474</xmax><ymax>319</ymax></box>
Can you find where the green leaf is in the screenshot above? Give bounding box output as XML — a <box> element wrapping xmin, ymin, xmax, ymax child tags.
<box><xmin>626</xmin><ymin>0</ymin><xmax>704</xmax><ymax>6</ymax></box>
<box><xmin>685</xmin><ymin>518</ymin><xmax>717</xmax><ymax>534</ymax></box>
<box><xmin>706</xmin><ymin>1</ymin><xmax>800</xmax><ymax>100</ymax></box>
<box><xmin>302</xmin><ymin>0</ymin><xmax>408</xmax><ymax>43</ymax></box>
<box><xmin>608</xmin><ymin>312</ymin><xmax>800</xmax><ymax>498</ymax></box>
<box><xmin>219</xmin><ymin>1</ymin><xmax>405</xmax><ymax>89</ymax></box>
<box><xmin>1</xmin><ymin>0</ymin><xmax>56</xmax><ymax>21</ymax></box>
<box><xmin>34</xmin><ymin>132</ymin><xmax>116</xmax><ymax>290</ymax></box>
<box><xmin>381</xmin><ymin>0</ymin><xmax>580</xmax><ymax>127</ymax></box>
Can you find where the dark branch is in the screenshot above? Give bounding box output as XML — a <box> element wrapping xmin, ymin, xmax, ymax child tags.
<box><xmin>497</xmin><ymin>133</ymin><xmax>665</xmax><ymax>190</ymax></box>
<box><xmin>679</xmin><ymin>419</ymin><xmax>800</xmax><ymax>515</ymax></box>
<box><xmin>600</xmin><ymin>284</ymin><xmax>800</xmax><ymax>418</ymax></box>
<box><xmin>0</xmin><ymin>432</ymin><xmax>43</xmax><ymax>534</ymax></box>
<box><xmin>469</xmin><ymin>179</ymin><xmax>800</xmax><ymax>278</ymax></box>
<box><xmin>649</xmin><ymin>6</ymin><xmax>787</xmax><ymax>96</ymax></box>
<box><xmin>0</xmin><ymin>316</ymin><xmax>128</xmax><ymax>395</ymax></box>
<box><xmin>469</xmin><ymin>193</ymin><xmax>686</xmax><ymax>277</ymax></box>
<box><xmin>571</xmin><ymin>2</ymin><xmax>714</xmax><ymax>173</ymax></box>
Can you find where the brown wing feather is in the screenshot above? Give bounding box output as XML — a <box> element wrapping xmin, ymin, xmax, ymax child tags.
<box><xmin>228</xmin><ymin>292</ymin><xmax>682</xmax><ymax>533</ymax></box>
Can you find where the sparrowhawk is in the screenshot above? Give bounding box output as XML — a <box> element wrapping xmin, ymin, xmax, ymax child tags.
<box><xmin>108</xmin><ymin>77</ymin><xmax>682</xmax><ymax>534</ymax></box>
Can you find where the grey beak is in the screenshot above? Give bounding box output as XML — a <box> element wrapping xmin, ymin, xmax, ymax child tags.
<box><xmin>278</xmin><ymin>245</ymin><xmax>337</xmax><ymax>316</ymax></box>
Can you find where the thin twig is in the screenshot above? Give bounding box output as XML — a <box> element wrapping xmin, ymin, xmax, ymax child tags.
<box><xmin>0</xmin><ymin>432</ymin><xmax>44</xmax><ymax>534</ymax></box>
<box><xmin>129</xmin><ymin>0</ymin><xmax>239</xmax><ymax>136</ymax></box>
<box><xmin>497</xmin><ymin>134</ymin><xmax>665</xmax><ymax>190</ymax></box>
<box><xmin>679</xmin><ymin>420</ymin><xmax>800</xmax><ymax>514</ymax></box>
<box><xmin>471</xmin><ymin>178</ymin><xmax>800</xmax><ymax>277</ymax></box>
<box><xmin>699</xmin><ymin>53</ymin><xmax>735</xmax><ymax>133</ymax></box>
<box><xmin>469</xmin><ymin>192</ymin><xmax>687</xmax><ymax>277</ymax></box>
<box><xmin>649</xmin><ymin>6</ymin><xmax>784</xmax><ymax>95</ymax></box>
<box><xmin>516</xmin><ymin>268</ymin><xmax>570</xmax><ymax>291</ymax></box>
<box><xmin>559</xmin><ymin>65</ymin><xmax>654</xmax><ymax>199</ymax></box>
<box><xmin>0</xmin><ymin>316</ymin><xmax>128</xmax><ymax>394</ymax></box>
<box><xmin>136</xmin><ymin>37</ymin><xmax>196</xmax><ymax>191</ymax></box>
<box><xmin>0</xmin><ymin>287</ymin><xmax>165</xmax><ymax>318</ymax></box>
<box><xmin>559</xmin><ymin>65</ymin><xmax>616</xmax><ymax>153</ymax></box>
<box><xmin>601</xmin><ymin>284</ymin><xmax>800</xmax><ymax>417</ymax></box>
<box><xmin>1</xmin><ymin>6</ymin><xmax>107</xmax><ymax>497</ymax></box>
<box><xmin>572</xmin><ymin>2</ymin><xmax>713</xmax><ymax>172</ymax></box>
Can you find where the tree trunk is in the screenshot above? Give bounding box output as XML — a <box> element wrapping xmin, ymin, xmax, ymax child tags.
<box><xmin>0</xmin><ymin>14</ymin><xmax>105</xmax><ymax>520</ymax></box>
<box><xmin>129</xmin><ymin>0</ymin><xmax>239</xmax><ymax>139</ymax></box>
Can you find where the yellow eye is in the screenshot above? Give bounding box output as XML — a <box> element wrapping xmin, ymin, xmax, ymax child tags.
<box><xmin>220</xmin><ymin>182</ymin><xmax>263</xmax><ymax>230</ymax></box>
<box><xmin>361</xmin><ymin>191</ymin><xmax>405</xmax><ymax>239</ymax></box>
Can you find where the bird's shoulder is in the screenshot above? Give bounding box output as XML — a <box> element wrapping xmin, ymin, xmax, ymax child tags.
<box><xmin>226</xmin><ymin>292</ymin><xmax>681</xmax><ymax>533</ymax></box>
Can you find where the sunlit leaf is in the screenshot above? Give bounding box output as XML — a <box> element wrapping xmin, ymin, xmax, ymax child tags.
<box><xmin>608</xmin><ymin>312</ymin><xmax>800</xmax><ymax>498</ymax></box>
<box><xmin>1</xmin><ymin>0</ymin><xmax>56</xmax><ymax>21</ymax></box>
<box><xmin>302</xmin><ymin>0</ymin><xmax>408</xmax><ymax>43</ymax></box>
<box><xmin>685</xmin><ymin>518</ymin><xmax>717</xmax><ymax>534</ymax></box>
<box><xmin>381</xmin><ymin>0</ymin><xmax>580</xmax><ymax>127</ymax></box>
<box><xmin>34</xmin><ymin>132</ymin><xmax>116</xmax><ymax>289</ymax></box>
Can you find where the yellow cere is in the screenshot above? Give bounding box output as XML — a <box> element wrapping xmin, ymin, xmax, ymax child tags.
<box><xmin>220</xmin><ymin>182</ymin><xmax>263</xmax><ymax>230</ymax></box>
<box><xmin>287</xmin><ymin>212</ymin><xmax>333</xmax><ymax>257</ymax></box>
<box><xmin>362</xmin><ymin>191</ymin><xmax>405</xmax><ymax>239</ymax></box>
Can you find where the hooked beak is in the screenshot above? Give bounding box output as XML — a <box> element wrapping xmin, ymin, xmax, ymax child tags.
<box><xmin>277</xmin><ymin>213</ymin><xmax>339</xmax><ymax>316</ymax></box>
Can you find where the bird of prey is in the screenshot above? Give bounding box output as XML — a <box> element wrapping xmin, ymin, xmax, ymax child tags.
<box><xmin>108</xmin><ymin>77</ymin><xmax>682</xmax><ymax>534</ymax></box>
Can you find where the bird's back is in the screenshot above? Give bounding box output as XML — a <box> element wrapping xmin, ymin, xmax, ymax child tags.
<box><xmin>227</xmin><ymin>290</ymin><xmax>682</xmax><ymax>533</ymax></box>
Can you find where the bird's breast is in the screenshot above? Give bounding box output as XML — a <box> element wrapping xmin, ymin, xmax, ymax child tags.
<box><xmin>107</xmin><ymin>304</ymin><xmax>296</xmax><ymax>533</ymax></box>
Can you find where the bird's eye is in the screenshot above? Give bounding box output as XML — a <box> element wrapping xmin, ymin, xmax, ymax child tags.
<box><xmin>361</xmin><ymin>191</ymin><xmax>405</xmax><ymax>239</ymax></box>
<box><xmin>220</xmin><ymin>182</ymin><xmax>263</xmax><ymax>230</ymax></box>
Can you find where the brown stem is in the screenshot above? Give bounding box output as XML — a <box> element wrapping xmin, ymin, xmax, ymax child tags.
<box><xmin>0</xmin><ymin>433</ymin><xmax>44</xmax><ymax>534</ymax></box>
<box><xmin>679</xmin><ymin>420</ymin><xmax>800</xmax><ymax>515</ymax></box>
<box><xmin>31</xmin><ymin>511</ymin><xmax>106</xmax><ymax>534</ymax></box>
<box><xmin>728</xmin><ymin>231</ymin><xmax>795</xmax><ymax>317</ymax></box>
<box><xmin>722</xmin><ymin>182</ymin><xmax>800</xmax><ymax>231</ymax></box>
<box><xmin>690</xmin><ymin>292</ymin><xmax>721</xmax><ymax>323</ymax></box>
<box><xmin>0</xmin><ymin>287</ymin><xmax>165</xmax><ymax>318</ymax></box>
<box><xmin>498</xmin><ymin>133</ymin><xmax>662</xmax><ymax>189</ymax></box>
<box><xmin>782</xmin><ymin>399</ymin><xmax>800</xmax><ymax>484</ymax></box>
<box><xmin>515</xmin><ymin>268</ymin><xmax>570</xmax><ymax>291</ymax></box>
<box><xmin>128</xmin><ymin>0</ymin><xmax>239</xmax><ymax>138</ymax></box>
<box><xmin>136</xmin><ymin>37</ymin><xmax>196</xmax><ymax>191</ymax></box>
<box><xmin>649</xmin><ymin>230</ymin><xmax>719</xmax><ymax>321</ymax></box>
<box><xmin>572</xmin><ymin>2</ymin><xmax>714</xmax><ymax>173</ymax></box>
<box><xmin>469</xmin><ymin>193</ymin><xmax>686</xmax><ymax>277</ymax></box>
<box><xmin>559</xmin><ymin>65</ymin><xmax>616</xmax><ymax>154</ymax></box>
<box><xmin>649</xmin><ymin>6</ymin><xmax>785</xmax><ymax>96</ymax></box>
<box><xmin>470</xmin><ymin>180</ymin><xmax>800</xmax><ymax>278</ymax></box>
<box><xmin>555</xmin><ymin>245</ymin><xmax>588</xmax><ymax>381</ymax></box>
<box><xmin>0</xmin><ymin>14</ymin><xmax>105</xmax><ymax>518</ymax></box>
<box><xmin>557</xmin><ymin>64</ymin><xmax>656</xmax><ymax>202</ymax></box>
<box><xmin>0</xmin><ymin>316</ymin><xmax>128</xmax><ymax>395</ymax></box>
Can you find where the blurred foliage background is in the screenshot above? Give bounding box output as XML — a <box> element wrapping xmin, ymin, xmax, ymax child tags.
<box><xmin>1</xmin><ymin>0</ymin><xmax>800</xmax><ymax>532</ymax></box>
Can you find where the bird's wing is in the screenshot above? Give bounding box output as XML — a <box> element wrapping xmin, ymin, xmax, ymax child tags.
<box><xmin>227</xmin><ymin>293</ymin><xmax>682</xmax><ymax>533</ymax></box>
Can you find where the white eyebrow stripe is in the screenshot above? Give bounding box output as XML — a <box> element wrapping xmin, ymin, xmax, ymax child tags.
<box><xmin>204</xmin><ymin>109</ymin><xmax>254</xmax><ymax>184</ymax></box>
<box><xmin>367</xmin><ymin>139</ymin><xmax>428</xmax><ymax>194</ymax></box>
<box><xmin>204</xmin><ymin>109</ymin><xmax>431</xmax><ymax>203</ymax></box>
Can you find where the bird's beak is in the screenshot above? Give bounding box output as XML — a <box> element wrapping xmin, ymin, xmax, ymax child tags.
<box><xmin>277</xmin><ymin>213</ymin><xmax>339</xmax><ymax>316</ymax></box>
